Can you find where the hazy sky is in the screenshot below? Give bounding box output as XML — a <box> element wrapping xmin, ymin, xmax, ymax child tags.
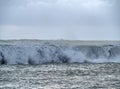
<box><xmin>0</xmin><ymin>0</ymin><xmax>120</xmax><ymax>40</ymax></box>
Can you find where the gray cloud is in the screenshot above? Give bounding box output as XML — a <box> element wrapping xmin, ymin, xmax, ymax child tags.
<box><xmin>0</xmin><ymin>0</ymin><xmax>117</xmax><ymax>26</ymax></box>
<box><xmin>0</xmin><ymin>0</ymin><xmax>120</xmax><ymax>40</ymax></box>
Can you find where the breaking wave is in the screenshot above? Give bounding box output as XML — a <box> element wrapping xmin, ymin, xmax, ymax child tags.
<box><xmin>0</xmin><ymin>41</ymin><xmax>120</xmax><ymax>64</ymax></box>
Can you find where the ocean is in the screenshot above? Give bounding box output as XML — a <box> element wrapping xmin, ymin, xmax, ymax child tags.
<box><xmin>0</xmin><ymin>63</ymin><xmax>120</xmax><ymax>89</ymax></box>
<box><xmin>0</xmin><ymin>40</ymin><xmax>120</xmax><ymax>89</ymax></box>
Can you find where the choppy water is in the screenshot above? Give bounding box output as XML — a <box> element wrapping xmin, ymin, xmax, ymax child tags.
<box><xmin>0</xmin><ymin>63</ymin><xmax>120</xmax><ymax>89</ymax></box>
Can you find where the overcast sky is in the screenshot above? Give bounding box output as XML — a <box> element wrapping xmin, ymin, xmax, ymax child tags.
<box><xmin>0</xmin><ymin>0</ymin><xmax>120</xmax><ymax>40</ymax></box>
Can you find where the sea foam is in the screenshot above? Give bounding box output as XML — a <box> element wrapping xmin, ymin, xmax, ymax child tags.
<box><xmin>0</xmin><ymin>40</ymin><xmax>120</xmax><ymax>64</ymax></box>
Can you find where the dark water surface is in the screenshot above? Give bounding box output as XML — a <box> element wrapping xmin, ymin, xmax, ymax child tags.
<box><xmin>0</xmin><ymin>63</ymin><xmax>120</xmax><ymax>89</ymax></box>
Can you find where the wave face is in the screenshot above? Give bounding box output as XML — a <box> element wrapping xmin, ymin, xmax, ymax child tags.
<box><xmin>0</xmin><ymin>40</ymin><xmax>120</xmax><ymax>64</ymax></box>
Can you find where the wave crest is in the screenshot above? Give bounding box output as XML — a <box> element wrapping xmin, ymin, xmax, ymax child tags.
<box><xmin>0</xmin><ymin>41</ymin><xmax>120</xmax><ymax>64</ymax></box>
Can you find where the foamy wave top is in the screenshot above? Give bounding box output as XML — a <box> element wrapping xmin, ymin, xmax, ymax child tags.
<box><xmin>0</xmin><ymin>41</ymin><xmax>120</xmax><ymax>64</ymax></box>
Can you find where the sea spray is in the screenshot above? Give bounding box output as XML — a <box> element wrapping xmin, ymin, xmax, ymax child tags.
<box><xmin>0</xmin><ymin>41</ymin><xmax>120</xmax><ymax>64</ymax></box>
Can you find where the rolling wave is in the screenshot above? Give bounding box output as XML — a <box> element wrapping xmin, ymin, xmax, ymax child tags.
<box><xmin>0</xmin><ymin>41</ymin><xmax>120</xmax><ymax>64</ymax></box>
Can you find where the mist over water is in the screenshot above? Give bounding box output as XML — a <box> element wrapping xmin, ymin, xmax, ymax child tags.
<box><xmin>0</xmin><ymin>1</ymin><xmax>120</xmax><ymax>88</ymax></box>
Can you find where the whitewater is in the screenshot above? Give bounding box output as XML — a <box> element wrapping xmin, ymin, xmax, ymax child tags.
<box><xmin>0</xmin><ymin>40</ymin><xmax>120</xmax><ymax>64</ymax></box>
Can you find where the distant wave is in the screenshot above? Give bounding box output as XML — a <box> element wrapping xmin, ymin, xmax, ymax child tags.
<box><xmin>0</xmin><ymin>41</ymin><xmax>120</xmax><ymax>64</ymax></box>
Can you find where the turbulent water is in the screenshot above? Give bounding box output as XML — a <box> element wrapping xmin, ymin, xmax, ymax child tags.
<box><xmin>0</xmin><ymin>40</ymin><xmax>120</xmax><ymax>89</ymax></box>
<box><xmin>0</xmin><ymin>40</ymin><xmax>120</xmax><ymax>64</ymax></box>
<box><xmin>0</xmin><ymin>63</ymin><xmax>120</xmax><ymax>89</ymax></box>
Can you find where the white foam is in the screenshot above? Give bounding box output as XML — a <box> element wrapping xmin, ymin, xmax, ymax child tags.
<box><xmin>0</xmin><ymin>41</ymin><xmax>120</xmax><ymax>64</ymax></box>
